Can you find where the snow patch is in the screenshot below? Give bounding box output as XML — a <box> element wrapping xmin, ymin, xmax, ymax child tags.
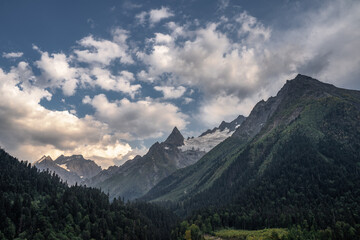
<box><xmin>59</xmin><ymin>164</ymin><xmax>70</xmax><ymax>172</ymax></box>
<box><xmin>179</xmin><ymin>129</ymin><xmax>233</xmax><ymax>152</ymax></box>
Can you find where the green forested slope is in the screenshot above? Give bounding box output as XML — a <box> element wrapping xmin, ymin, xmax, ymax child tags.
<box><xmin>0</xmin><ymin>149</ymin><xmax>177</xmax><ymax>240</ymax></box>
<box><xmin>145</xmin><ymin>75</ymin><xmax>360</xmax><ymax>234</ymax></box>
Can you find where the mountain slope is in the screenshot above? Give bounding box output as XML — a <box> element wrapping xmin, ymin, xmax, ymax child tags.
<box><xmin>143</xmin><ymin>75</ymin><xmax>360</xmax><ymax>227</ymax></box>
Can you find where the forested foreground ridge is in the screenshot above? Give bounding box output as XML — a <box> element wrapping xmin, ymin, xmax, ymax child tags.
<box><xmin>0</xmin><ymin>149</ymin><xmax>178</xmax><ymax>240</ymax></box>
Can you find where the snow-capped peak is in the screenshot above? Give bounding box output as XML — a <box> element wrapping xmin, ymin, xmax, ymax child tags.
<box><xmin>179</xmin><ymin>128</ymin><xmax>233</xmax><ymax>153</ymax></box>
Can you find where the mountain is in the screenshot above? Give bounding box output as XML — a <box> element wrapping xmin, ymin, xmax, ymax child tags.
<box><xmin>143</xmin><ymin>75</ymin><xmax>360</xmax><ymax>229</ymax></box>
<box><xmin>34</xmin><ymin>155</ymin><xmax>82</xmax><ymax>185</ymax></box>
<box><xmin>34</xmin><ymin>154</ymin><xmax>101</xmax><ymax>185</ymax></box>
<box><xmin>89</xmin><ymin>118</ymin><xmax>245</xmax><ymax>201</ymax></box>
<box><xmin>54</xmin><ymin>154</ymin><xmax>101</xmax><ymax>179</ymax></box>
<box><xmin>0</xmin><ymin>148</ymin><xmax>177</xmax><ymax>239</ymax></box>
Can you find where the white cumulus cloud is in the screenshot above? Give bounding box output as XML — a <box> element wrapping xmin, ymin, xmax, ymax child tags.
<box><xmin>35</xmin><ymin>50</ymin><xmax>78</xmax><ymax>96</ymax></box>
<box><xmin>149</xmin><ymin>7</ymin><xmax>174</xmax><ymax>24</ymax></box>
<box><xmin>0</xmin><ymin>64</ymin><xmax>137</xmax><ymax>168</ymax></box>
<box><xmin>90</xmin><ymin>67</ymin><xmax>141</xmax><ymax>98</ymax></box>
<box><xmin>84</xmin><ymin>94</ymin><xmax>188</xmax><ymax>139</ymax></box>
<box><xmin>154</xmin><ymin>85</ymin><xmax>186</xmax><ymax>99</ymax></box>
<box><xmin>135</xmin><ymin>7</ymin><xmax>174</xmax><ymax>26</ymax></box>
<box><xmin>2</xmin><ymin>52</ymin><xmax>24</xmax><ymax>59</ymax></box>
<box><xmin>74</xmin><ymin>28</ymin><xmax>133</xmax><ymax>66</ymax></box>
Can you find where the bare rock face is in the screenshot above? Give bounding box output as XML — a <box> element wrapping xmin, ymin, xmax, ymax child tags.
<box><xmin>164</xmin><ymin>127</ymin><xmax>185</xmax><ymax>146</ymax></box>
<box><xmin>34</xmin><ymin>156</ymin><xmax>82</xmax><ymax>185</ymax></box>
<box><xmin>200</xmin><ymin>115</ymin><xmax>246</xmax><ymax>137</ymax></box>
<box><xmin>54</xmin><ymin>155</ymin><xmax>101</xmax><ymax>179</ymax></box>
<box><xmin>34</xmin><ymin>154</ymin><xmax>101</xmax><ymax>185</ymax></box>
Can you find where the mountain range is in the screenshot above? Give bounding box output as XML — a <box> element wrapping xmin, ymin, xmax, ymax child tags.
<box><xmin>87</xmin><ymin>115</ymin><xmax>245</xmax><ymax>200</ymax></box>
<box><xmin>35</xmin><ymin>114</ymin><xmax>245</xmax><ymax>200</ymax></box>
<box><xmin>2</xmin><ymin>74</ymin><xmax>360</xmax><ymax>239</ymax></box>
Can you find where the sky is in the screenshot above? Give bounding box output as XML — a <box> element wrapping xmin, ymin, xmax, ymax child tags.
<box><xmin>0</xmin><ymin>0</ymin><xmax>359</xmax><ymax>168</ymax></box>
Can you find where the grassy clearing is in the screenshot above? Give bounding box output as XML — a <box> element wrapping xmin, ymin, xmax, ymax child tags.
<box><xmin>213</xmin><ymin>228</ymin><xmax>288</xmax><ymax>240</ymax></box>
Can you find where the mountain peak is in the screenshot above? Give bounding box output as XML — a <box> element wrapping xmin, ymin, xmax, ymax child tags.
<box><xmin>36</xmin><ymin>155</ymin><xmax>53</xmax><ymax>163</ymax></box>
<box><xmin>283</xmin><ymin>74</ymin><xmax>335</xmax><ymax>92</ymax></box>
<box><xmin>275</xmin><ymin>74</ymin><xmax>339</xmax><ymax>103</ymax></box>
<box><xmin>164</xmin><ymin>127</ymin><xmax>184</xmax><ymax>146</ymax></box>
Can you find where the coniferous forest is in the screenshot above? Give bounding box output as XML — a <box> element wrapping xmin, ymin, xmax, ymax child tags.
<box><xmin>0</xmin><ymin>149</ymin><xmax>177</xmax><ymax>240</ymax></box>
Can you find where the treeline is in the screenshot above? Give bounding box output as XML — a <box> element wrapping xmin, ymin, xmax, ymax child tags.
<box><xmin>0</xmin><ymin>149</ymin><xmax>178</xmax><ymax>240</ymax></box>
<box><xmin>171</xmin><ymin>218</ymin><xmax>360</xmax><ymax>240</ymax></box>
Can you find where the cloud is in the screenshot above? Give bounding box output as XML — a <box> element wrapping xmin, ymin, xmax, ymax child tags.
<box><xmin>84</xmin><ymin>94</ymin><xmax>188</xmax><ymax>139</ymax></box>
<box><xmin>33</xmin><ymin>28</ymin><xmax>141</xmax><ymax>97</ymax></box>
<box><xmin>90</xmin><ymin>68</ymin><xmax>141</xmax><ymax>98</ymax></box>
<box><xmin>138</xmin><ymin>2</ymin><xmax>360</xmax><ymax>125</ymax></box>
<box><xmin>113</xmin><ymin>144</ymin><xmax>147</xmax><ymax>166</ymax></box>
<box><xmin>154</xmin><ymin>85</ymin><xmax>186</xmax><ymax>99</ymax></box>
<box><xmin>135</xmin><ymin>11</ymin><xmax>148</xmax><ymax>25</ymax></box>
<box><xmin>183</xmin><ymin>97</ymin><xmax>193</xmax><ymax>104</ymax></box>
<box><xmin>218</xmin><ymin>0</ymin><xmax>230</xmax><ymax>11</ymax></box>
<box><xmin>34</xmin><ymin>50</ymin><xmax>78</xmax><ymax>96</ymax></box>
<box><xmin>2</xmin><ymin>52</ymin><xmax>24</xmax><ymax>59</ymax></box>
<box><xmin>197</xmin><ymin>94</ymin><xmax>260</xmax><ymax>126</ymax></box>
<box><xmin>74</xmin><ymin>28</ymin><xmax>133</xmax><ymax>66</ymax></box>
<box><xmin>149</xmin><ymin>7</ymin><xmax>174</xmax><ymax>24</ymax></box>
<box><xmin>236</xmin><ymin>11</ymin><xmax>271</xmax><ymax>45</ymax></box>
<box><xmin>154</xmin><ymin>33</ymin><xmax>173</xmax><ymax>44</ymax></box>
<box><xmin>138</xmin><ymin>21</ymin><xmax>264</xmax><ymax>97</ymax></box>
<box><xmin>135</xmin><ymin>7</ymin><xmax>174</xmax><ymax>26</ymax></box>
<box><xmin>0</xmin><ymin>64</ymin><xmax>137</xmax><ymax>168</ymax></box>
<box><xmin>273</xmin><ymin>0</ymin><xmax>360</xmax><ymax>89</ymax></box>
<box><xmin>87</xmin><ymin>18</ymin><xmax>95</xmax><ymax>29</ymax></box>
<box><xmin>123</xmin><ymin>2</ymin><xmax>142</xmax><ymax>10</ymax></box>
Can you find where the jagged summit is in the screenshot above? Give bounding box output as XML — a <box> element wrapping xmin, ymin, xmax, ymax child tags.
<box><xmin>199</xmin><ymin>115</ymin><xmax>246</xmax><ymax>137</ymax></box>
<box><xmin>35</xmin><ymin>155</ymin><xmax>53</xmax><ymax>164</ymax></box>
<box><xmin>55</xmin><ymin>154</ymin><xmax>86</xmax><ymax>164</ymax></box>
<box><xmin>231</xmin><ymin>74</ymin><xmax>341</xmax><ymax>140</ymax></box>
<box><xmin>164</xmin><ymin>127</ymin><xmax>184</xmax><ymax>146</ymax></box>
<box><xmin>280</xmin><ymin>74</ymin><xmax>336</xmax><ymax>97</ymax></box>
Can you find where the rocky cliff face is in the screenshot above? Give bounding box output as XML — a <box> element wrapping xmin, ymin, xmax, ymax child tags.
<box><xmin>34</xmin><ymin>154</ymin><xmax>101</xmax><ymax>185</ymax></box>
<box><xmin>54</xmin><ymin>155</ymin><xmax>101</xmax><ymax>179</ymax></box>
<box><xmin>199</xmin><ymin>115</ymin><xmax>246</xmax><ymax>137</ymax></box>
<box><xmin>34</xmin><ymin>156</ymin><xmax>82</xmax><ymax>185</ymax></box>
